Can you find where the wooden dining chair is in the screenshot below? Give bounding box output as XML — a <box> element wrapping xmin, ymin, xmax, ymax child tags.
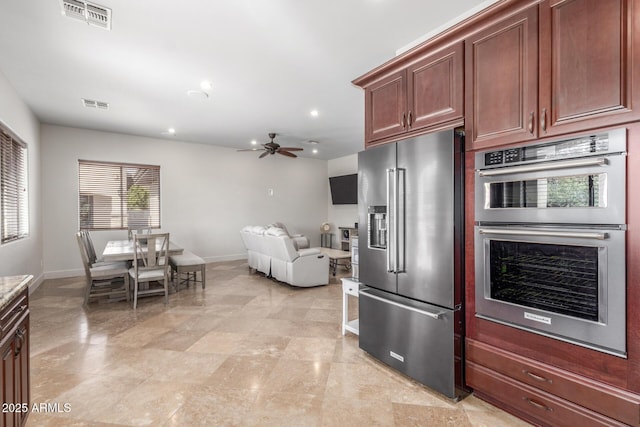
<box><xmin>80</xmin><ymin>230</ymin><xmax>128</xmax><ymax>268</ymax></box>
<box><xmin>129</xmin><ymin>232</ymin><xmax>170</xmax><ymax>309</ymax></box>
<box><xmin>76</xmin><ymin>232</ymin><xmax>130</xmax><ymax>306</ymax></box>
<box><xmin>127</xmin><ymin>226</ymin><xmax>152</xmax><ymax>241</ymax></box>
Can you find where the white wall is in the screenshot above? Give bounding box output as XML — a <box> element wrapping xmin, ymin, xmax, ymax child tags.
<box><xmin>41</xmin><ymin>125</ymin><xmax>329</xmax><ymax>278</ymax></box>
<box><xmin>0</xmin><ymin>71</ymin><xmax>43</xmax><ymax>285</ymax></box>
<box><xmin>327</xmin><ymin>154</ymin><xmax>358</xmax><ymax>248</ymax></box>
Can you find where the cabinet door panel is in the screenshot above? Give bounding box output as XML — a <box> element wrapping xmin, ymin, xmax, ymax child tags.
<box><xmin>408</xmin><ymin>42</ymin><xmax>464</xmax><ymax>131</ymax></box>
<box><xmin>16</xmin><ymin>321</ymin><xmax>29</xmax><ymax>427</ymax></box>
<box><xmin>2</xmin><ymin>337</ymin><xmax>16</xmax><ymax>427</ymax></box>
<box><xmin>540</xmin><ymin>0</ymin><xmax>636</xmax><ymax>135</ymax></box>
<box><xmin>365</xmin><ymin>71</ymin><xmax>406</xmax><ymax>145</ymax></box>
<box><xmin>466</xmin><ymin>6</ymin><xmax>538</xmax><ymax>149</ymax></box>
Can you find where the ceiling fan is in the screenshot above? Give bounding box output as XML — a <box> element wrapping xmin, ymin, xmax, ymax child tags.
<box><xmin>237</xmin><ymin>133</ymin><xmax>303</xmax><ymax>158</ymax></box>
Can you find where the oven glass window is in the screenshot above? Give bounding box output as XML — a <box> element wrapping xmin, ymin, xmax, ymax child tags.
<box><xmin>486</xmin><ymin>173</ymin><xmax>605</xmax><ymax>209</ymax></box>
<box><xmin>489</xmin><ymin>240</ymin><xmax>599</xmax><ymax>321</ymax></box>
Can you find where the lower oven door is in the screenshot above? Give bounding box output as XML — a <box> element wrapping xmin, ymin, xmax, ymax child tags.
<box><xmin>474</xmin><ymin>226</ymin><xmax>626</xmax><ymax>357</ymax></box>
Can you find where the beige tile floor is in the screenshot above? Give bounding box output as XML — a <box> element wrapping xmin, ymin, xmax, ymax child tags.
<box><xmin>26</xmin><ymin>260</ymin><xmax>531</xmax><ymax>426</ymax></box>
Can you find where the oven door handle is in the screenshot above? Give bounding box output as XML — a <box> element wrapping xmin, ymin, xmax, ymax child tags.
<box><xmin>478</xmin><ymin>228</ymin><xmax>608</xmax><ymax>240</ymax></box>
<box><xmin>477</xmin><ymin>157</ymin><xmax>607</xmax><ymax>177</ymax></box>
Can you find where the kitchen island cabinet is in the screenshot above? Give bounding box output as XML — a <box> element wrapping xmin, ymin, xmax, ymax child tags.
<box><xmin>0</xmin><ymin>276</ymin><xmax>31</xmax><ymax>427</ymax></box>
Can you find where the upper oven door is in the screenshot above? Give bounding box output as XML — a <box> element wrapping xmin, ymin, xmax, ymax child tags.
<box><xmin>475</xmin><ymin>153</ymin><xmax>626</xmax><ymax>225</ymax></box>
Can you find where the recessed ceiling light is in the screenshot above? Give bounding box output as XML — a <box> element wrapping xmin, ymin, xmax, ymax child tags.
<box><xmin>187</xmin><ymin>90</ymin><xmax>209</xmax><ymax>99</ymax></box>
<box><xmin>310</xmin><ymin>109</ymin><xmax>319</xmax><ymax>117</ymax></box>
<box><xmin>312</xmin><ymin>149</ymin><xmax>318</xmax><ymax>154</ymax></box>
<box><xmin>251</xmin><ymin>140</ymin><xmax>257</xmax><ymax>145</ymax></box>
<box><xmin>200</xmin><ymin>81</ymin><xmax>213</xmax><ymax>91</ymax></box>
<box><xmin>161</xmin><ymin>128</ymin><xmax>176</xmax><ymax>136</ymax></box>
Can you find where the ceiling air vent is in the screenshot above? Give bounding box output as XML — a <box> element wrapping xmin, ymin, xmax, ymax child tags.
<box><xmin>61</xmin><ymin>0</ymin><xmax>112</xmax><ymax>30</ymax></box>
<box><xmin>82</xmin><ymin>98</ymin><xmax>109</xmax><ymax>110</ymax></box>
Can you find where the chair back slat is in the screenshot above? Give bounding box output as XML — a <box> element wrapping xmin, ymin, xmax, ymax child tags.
<box><xmin>133</xmin><ymin>232</ymin><xmax>170</xmax><ymax>273</ymax></box>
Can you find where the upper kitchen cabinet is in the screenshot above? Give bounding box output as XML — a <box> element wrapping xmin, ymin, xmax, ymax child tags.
<box><xmin>465</xmin><ymin>5</ymin><xmax>539</xmax><ymax>150</ymax></box>
<box><xmin>364</xmin><ymin>70</ymin><xmax>407</xmax><ymax>144</ymax></box>
<box><xmin>538</xmin><ymin>0</ymin><xmax>639</xmax><ymax>138</ymax></box>
<box><xmin>466</xmin><ymin>0</ymin><xmax>639</xmax><ymax>150</ymax></box>
<box><xmin>358</xmin><ymin>42</ymin><xmax>464</xmax><ymax>147</ymax></box>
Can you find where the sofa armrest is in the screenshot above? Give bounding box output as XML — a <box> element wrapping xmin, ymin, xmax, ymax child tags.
<box><xmin>298</xmin><ymin>248</ymin><xmax>321</xmax><ymax>257</ymax></box>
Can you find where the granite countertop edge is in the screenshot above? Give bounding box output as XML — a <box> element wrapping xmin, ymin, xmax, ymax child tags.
<box><xmin>0</xmin><ymin>275</ymin><xmax>32</xmax><ymax>310</ymax></box>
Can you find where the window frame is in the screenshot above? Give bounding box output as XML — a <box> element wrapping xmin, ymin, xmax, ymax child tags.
<box><xmin>0</xmin><ymin>124</ymin><xmax>29</xmax><ymax>244</ymax></box>
<box><xmin>78</xmin><ymin>160</ymin><xmax>161</xmax><ymax>231</ymax></box>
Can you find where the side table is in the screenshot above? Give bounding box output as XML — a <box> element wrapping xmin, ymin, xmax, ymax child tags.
<box><xmin>341</xmin><ymin>277</ymin><xmax>360</xmax><ymax>336</ymax></box>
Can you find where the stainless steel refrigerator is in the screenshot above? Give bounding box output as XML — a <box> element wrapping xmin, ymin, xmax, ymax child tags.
<box><xmin>357</xmin><ymin>129</ymin><xmax>465</xmax><ymax>400</ymax></box>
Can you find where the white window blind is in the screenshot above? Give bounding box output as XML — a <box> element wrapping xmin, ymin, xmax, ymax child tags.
<box><xmin>78</xmin><ymin>160</ymin><xmax>160</xmax><ymax>230</ymax></box>
<box><xmin>1</xmin><ymin>128</ymin><xmax>29</xmax><ymax>244</ymax></box>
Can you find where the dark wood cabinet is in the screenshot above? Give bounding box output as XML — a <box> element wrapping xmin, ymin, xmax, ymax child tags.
<box><xmin>364</xmin><ymin>71</ymin><xmax>407</xmax><ymax>144</ymax></box>
<box><xmin>407</xmin><ymin>42</ymin><xmax>464</xmax><ymax>135</ymax></box>
<box><xmin>465</xmin><ymin>5</ymin><xmax>539</xmax><ymax>149</ymax></box>
<box><xmin>360</xmin><ymin>42</ymin><xmax>464</xmax><ymax>147</ymax></box>
<box><xmin>538</xmin><ymin>0</ymin><xmax>639</xmax><ymax>137</ymax></box>
<box><xmin>466</xmin><ymin>339</ymin><xmax>640</xmax><ymax>426</ymax></box>
<box><xmin>467</xmin><ymin>360</ymin><xmax>630</xmax><ymax>427</ymax></box>
<box><xmin>466</xmin><ymin>0</ymin><xmax>639</xmax><ymax>150</ymax></box>
<box><xmin>0</xmin><ymin>289</ymin><xmax>30</xmax><ymax>427</ymax></box>
<box><xmin>354</xmin><ymin>0</ymin><xmax>640</xmax><ymax>424</ymax></box>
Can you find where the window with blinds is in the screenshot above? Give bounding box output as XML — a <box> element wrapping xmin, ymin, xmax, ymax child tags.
<box><xmin>1</xmin><ymin>128</ymin><xmax>29</xmax><ymax>244</ymax></box>
<box><xmin>78</xmin><ymin>160</ymin><xmax>160</xmax><ymax>230</ymax></box>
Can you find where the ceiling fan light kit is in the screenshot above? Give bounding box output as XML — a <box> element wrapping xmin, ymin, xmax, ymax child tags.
<box><xmin>237</xmin><ymin>133</ymin><xmax>303</xmax><ymax>159</ymax></box>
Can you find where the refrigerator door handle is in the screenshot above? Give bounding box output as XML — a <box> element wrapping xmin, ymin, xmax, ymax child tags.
<box><xmin>360</xmin><ymin>289</ymin><xmax>447</xmax><ymax>320</ymax></box>
<box><xmin>396</xmin><ymin>168</ymin><xmax>405</xmax><ymax>273</ymax></box>
<box><xmin>386</xmin><ymin>168</ymin><xmax>395</xmax><ymax>273</ymax></box>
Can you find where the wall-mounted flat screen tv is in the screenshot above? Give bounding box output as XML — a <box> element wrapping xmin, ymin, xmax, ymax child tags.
<box><xmin>329</xmin><ymin>174</ymin><xmax>357</xmax><ymax>205</ymax></box>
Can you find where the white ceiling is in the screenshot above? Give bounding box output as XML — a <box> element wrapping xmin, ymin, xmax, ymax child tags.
<box><xmin>0</xmin><ymin>0</ymin><xmax>490</xmax><ymax>160</ymax></box>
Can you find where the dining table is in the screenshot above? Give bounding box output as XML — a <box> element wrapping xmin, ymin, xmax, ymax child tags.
<box><xmin>102</xmin><ymin>239</ymin><xmax>184</xmax><ymax>262</ymax></box>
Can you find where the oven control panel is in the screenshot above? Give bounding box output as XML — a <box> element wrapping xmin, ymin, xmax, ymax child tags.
<box><xmin>484</xmin><ymin>150</ymin><xmax>503</xmax><ymax>166</ymax></box>
<box><xmin>476</xmin><ymin>128</ymin><xmax>626</xmax><ymax>170</ymax></box>
<box><xmin>484</xmin><ymin>148</ymin><xmax>522</xmax><ymax>166</ymax></box>
<box><xmin>503</xmin><ymin>148</ymin><xmax>522</xmax><ymax>163</ymax></box>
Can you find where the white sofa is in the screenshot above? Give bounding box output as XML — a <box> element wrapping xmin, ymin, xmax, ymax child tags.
<box><xmin>240</xmin><ymin>225</ymin><xmax>271</xmax><ymax>275</ymax></box>
<box><xmin>267</xmin><ymin>222</ymin><xmax>310</xmax><ymax>249</ymax></box>
<box><xmin>240</xmin><ymin>225</ymin><xmax>329</xmax><ymax>287</ymax></box>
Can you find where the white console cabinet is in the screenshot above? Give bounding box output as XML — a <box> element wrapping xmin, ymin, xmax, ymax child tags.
<box><xmin>341</xmin><ymin>277</ymin><xmax>360</xmax><ymax>335</ymax></box>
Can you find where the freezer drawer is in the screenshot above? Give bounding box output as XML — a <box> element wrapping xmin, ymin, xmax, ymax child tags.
<box><xmin>359</xmin><ymin>287</ymin><xmax>459</xmax><ymax>399</ymax></box>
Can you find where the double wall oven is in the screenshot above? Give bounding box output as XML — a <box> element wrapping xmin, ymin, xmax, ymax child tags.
<box><xmin>474</xmin><ymin>128</ymin><xmax>627</xmax><ymax>357</ymax></box>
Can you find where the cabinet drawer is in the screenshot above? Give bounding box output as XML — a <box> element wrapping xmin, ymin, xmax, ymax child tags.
<box><xmin>0</xmin><ymin>289</ymin><xmax>28</xmax><ymax>339</ymax></box>
<box><xmin>467</xmin><ymin>361</ymin><xmax>627</xmax><ymax>427</ymax></box>
<box><xmin>466</xmin><ymin>339</ymin><xmax>640</xmax><ymax>426</ymax></box>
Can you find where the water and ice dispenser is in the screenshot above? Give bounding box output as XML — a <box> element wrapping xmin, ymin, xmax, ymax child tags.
<box><xmin>367</xmin><ymin>206</ymin><xmax>387</xmax><ymax>249</ymax></box>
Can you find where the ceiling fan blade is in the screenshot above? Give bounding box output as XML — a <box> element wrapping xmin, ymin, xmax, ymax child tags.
<box><xmin>278</xmin><ymin>150</ymin><xmax>297</xmax><ymax>158</ymax></box>
<box><xmin>278</xmin><ymin>147</ymin><xmax>303</xmax><ymax>151</ymax></box>
<box><xmin>259</xmin><ymin>151</ymin><xmax>270</xmax><ymax>158</ymax></box>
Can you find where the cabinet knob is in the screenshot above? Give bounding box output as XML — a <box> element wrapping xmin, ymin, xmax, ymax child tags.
<box><xmin>402</xmin><ymin>113</ymin><xmax>407</xmax><ymax>129</ymax></box>
<box><xmin>408</xmin><ymin>111</ymin><xmax>413</xmax><ymax>128</ymax></box>
<box><xmin>540</xmin><ymin>108</ymin><xmax>547</xmax><ymax>132</ymax></box>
